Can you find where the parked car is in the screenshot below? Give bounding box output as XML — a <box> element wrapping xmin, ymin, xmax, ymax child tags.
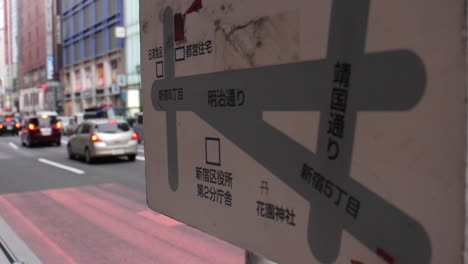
<box><xmin>0</xmin><ymin>117</ymin><xmax>21</xmax><ymax>136</ymax></box>
<box><xmin>21</xmin><ymin>114</ymin><xmax>62</xmax><ymax>147</ymax></box>
<box><xmin>132</xmin><ymin>112</ymin><xmax>144</xmax><ymax>144</ymax></box>
<box><xmin>67</xmin><ymin>119</ymin><xmax>139</xmax><ymax>163</ymax></box>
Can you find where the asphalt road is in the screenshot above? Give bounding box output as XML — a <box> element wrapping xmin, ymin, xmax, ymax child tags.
<box><xmin>0</xmin><ymin>135</ymin><xmax>244</xmax><ymax>264</ymax></box>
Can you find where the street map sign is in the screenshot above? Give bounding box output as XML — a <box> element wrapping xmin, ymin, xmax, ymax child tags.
<box><xmin>140</xmin><ymin>0</ymin><xmax>467</xmax><ymax>263</ymax></box>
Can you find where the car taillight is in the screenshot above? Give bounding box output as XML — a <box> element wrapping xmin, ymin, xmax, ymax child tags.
<box><xmin>15</xmin><ymin>123</ymin><xmax>21</xmax><ymax>128</ymax></box>
<box><xmin>90</xmin><ymin>134</ymin><xmax>101</xmax><ymax>142</ymax></box>
<box><xmin>0</xmin><ymin>124</ymin><xmax>4</xmax><ymax>129</ymax></box>
<box><xmin>28</xmin><ymin>123</ymin><xmax>36</xmax><ymax>130</ymax></box>
<box><xmin>54</xmin><ymin>122</ymin><xmax>62</xmax><ymax>129</ymax></box>
<box><xmin>131</xmin><ymin>132</ymin><xmax>139</xmax><ymax>140</ymax></box>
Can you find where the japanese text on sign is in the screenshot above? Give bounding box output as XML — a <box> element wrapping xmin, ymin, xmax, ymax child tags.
<box><xmin>197</xmin><ymin>184</ymin><xmax>233</xmax><ymax>206</ymax></box>
<box><xmin>196</xmin><ymin>167</ymin><xmax>233</xmax><ymax>187</ymax></box>
<box><xmin>148</xmin><ymin>46</ymin><xmax>163</xmax><ymax>60</ymax></box>
<box><xmin>208</xmin><ymin>89</ymin><xmax>245</xmax><ymax>108</ymax></box>
<box><xmin>256</xmin><ymin>201</ymin><xmax>296</xmax><ymax>226</ymax></box>
<box><xmin>159</xmin><ymin>88</ymin><xmax>184</xmax><ymax>101</ymax></box>
<box><xmin>196</xmin><ymin>166</ymin><xmax>234</xmax><ymax>207</ymax></box>
<box><xmin>301</xmin><ymin>163</ymin><xmax>360</xmax><ymax>219</ymax></box>
<box><xmin>186</xmin><ymin>40</ymin><xmax>213</xmax><ymax>58</ymax></box>
<box><xmin>327</xmin><ymin>62</ymin><xmax>352</xmax><ymax>160</ymax></box>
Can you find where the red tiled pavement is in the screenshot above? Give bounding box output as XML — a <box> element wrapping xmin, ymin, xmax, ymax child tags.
<box><xmin>0</xmin><ymin>184</ymin><xmax>244</xmax><ymax>264</ymax></box>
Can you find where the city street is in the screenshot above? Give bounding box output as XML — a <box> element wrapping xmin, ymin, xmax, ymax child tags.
<box><xmin>0</xmin><ymin>135</ymin><xmax>244</xmax><ymax>264</ymax></box>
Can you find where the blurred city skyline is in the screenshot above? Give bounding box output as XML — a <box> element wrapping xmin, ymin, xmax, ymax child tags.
<box><xmin>0</xmin><ymin>0</ymin><xmax>141</xmax><ymax>117</ymax></box>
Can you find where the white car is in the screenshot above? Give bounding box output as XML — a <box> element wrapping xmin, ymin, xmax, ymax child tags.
<box><xmin>67</xmin><ymin>119</ymin><xmax>139</xmax><ymax>163</ymax></box>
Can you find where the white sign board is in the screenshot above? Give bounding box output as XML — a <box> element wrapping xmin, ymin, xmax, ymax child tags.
<box><xmin>140</xmin><ymin>0</ymin><xmax>466</xmax><ymax>263</ymax></box>
<box><xmin>115</xmin><ymin>26</ymin><xmax>126</xmax><ymax>38</ymax></box>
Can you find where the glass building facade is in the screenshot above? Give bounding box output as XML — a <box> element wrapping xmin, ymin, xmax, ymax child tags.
<box><xmin>124</xmin><ymin>0</ymin><xmax>140</xmax><ymax>115</ymax></box>
<box><xmin>61</xmin><ymin>0</ymin><xmax>124</xmax><ymax>66</ymax></box>
<box><xmin>60</xmin><ymin>0</ymin><xmax>126</xmax><ymax>115</ymax></box>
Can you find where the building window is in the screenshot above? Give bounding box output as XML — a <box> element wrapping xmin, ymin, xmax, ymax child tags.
<box><xmin>74</xmin><ymin>42</ymin><xmax>80</xmax><ymax>62</ymax></box>
<box><xmin>69</xmin><ymin>46</ymin><xmax>73</xmax><ymax>64</ymax></box>
<box><xmin>63</xmin><ymin>18</ymin><xmax>69</xmax><ymax>38</ymax></box>
<box><xmin>65</xmin><ymin>73</ymin><xmax>71</xmax><ymax>92</ymax></box>
<box><xmin>73</xmin><ymin>13</ymin><xmax>79</xmax><ymax>33</ymax></box>
<box><xmin>95</xmin><ymin>0</ymin><xmax>103</xmax><ymax>22</ymax></box>
<box><xmin>84</xmin><ymin>5</ymin><xmax>91</xmax><ymax>28</ymax></box>
<box><xmin>111</xmin><ymin>59</ymin><xmax>118</xmax><ymax>70</ymax></box>
<box><xmin>95</xmin><ymin>30</ymin><xmax>104</xmax><ymax>55</ymax></box>
<box><xmin>85</xmin><ymin>37</ymin><xmax>92</xmax><ymax>59</ymax></box>
<box><xmin>84</xmin><ymin>67</ymin><xmax>92</xmax><ymax>90</ymax></box>
<box><xmin>109</xmin><ymin>25</ymin><xmax>118</xmax><ymax>50</ymax></box>
<box><xmin>109</xmin><ymin>0</ymin><xmax>117</xmax><ymax>15</ymax></box>
<box><xmin>62</xmin><ymin>0</ymin><xmax>68</xmax><ymax>12</ymax></box>
<box><xmin>63</xmin><ymin>47</ymin><xmax>68</xmax><ymax>66</ymax></box>
<box><xmin>68</xmin><ymin>18</ymin><xmax>73</xmax><ymax>38</ymax></box>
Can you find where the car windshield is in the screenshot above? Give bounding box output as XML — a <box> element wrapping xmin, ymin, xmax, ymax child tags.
<box><xmin>30</xmin><ymin>116</ymin><xmax>58</xmax><ymax>127</ymax></box>
<box><xmin>95</xmin><ymin>123</ymin><xmax>130</xmax><ymax>133</ymax></box>
<box><xmin>84</xmin><ymin>107</ymin><xmax>130</xmax><ymax>121</ymax></box>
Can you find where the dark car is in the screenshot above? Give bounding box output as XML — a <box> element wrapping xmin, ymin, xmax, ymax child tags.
<box><xmin>0</xmin><ymin>117</ymin><xmax>21</xmax><ymax>136</ymax></box>
<box><xmin>21</xmin><ymin>115</ymin><xmax>62</xmax><ymax>147</ymax></box>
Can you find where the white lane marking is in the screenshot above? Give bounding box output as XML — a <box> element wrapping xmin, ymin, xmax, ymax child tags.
<box><xmin>8</xmin><ymin>142</ymin><xmax>18</xmax><ymax>150</ymax></box>
<box><xmin>37</xmin><ymin>158</ymin><xmax>85</xmax><ymax>175</ymax></box>
<box><xmin>138</xmin><ymin>149</ymin><xmax>144</xmax><ymax>153</ymax></box>
<box><xmin>136</xmin><ymin>156</ymin><xmax>145</xmax><ymax>161</ymax></box>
